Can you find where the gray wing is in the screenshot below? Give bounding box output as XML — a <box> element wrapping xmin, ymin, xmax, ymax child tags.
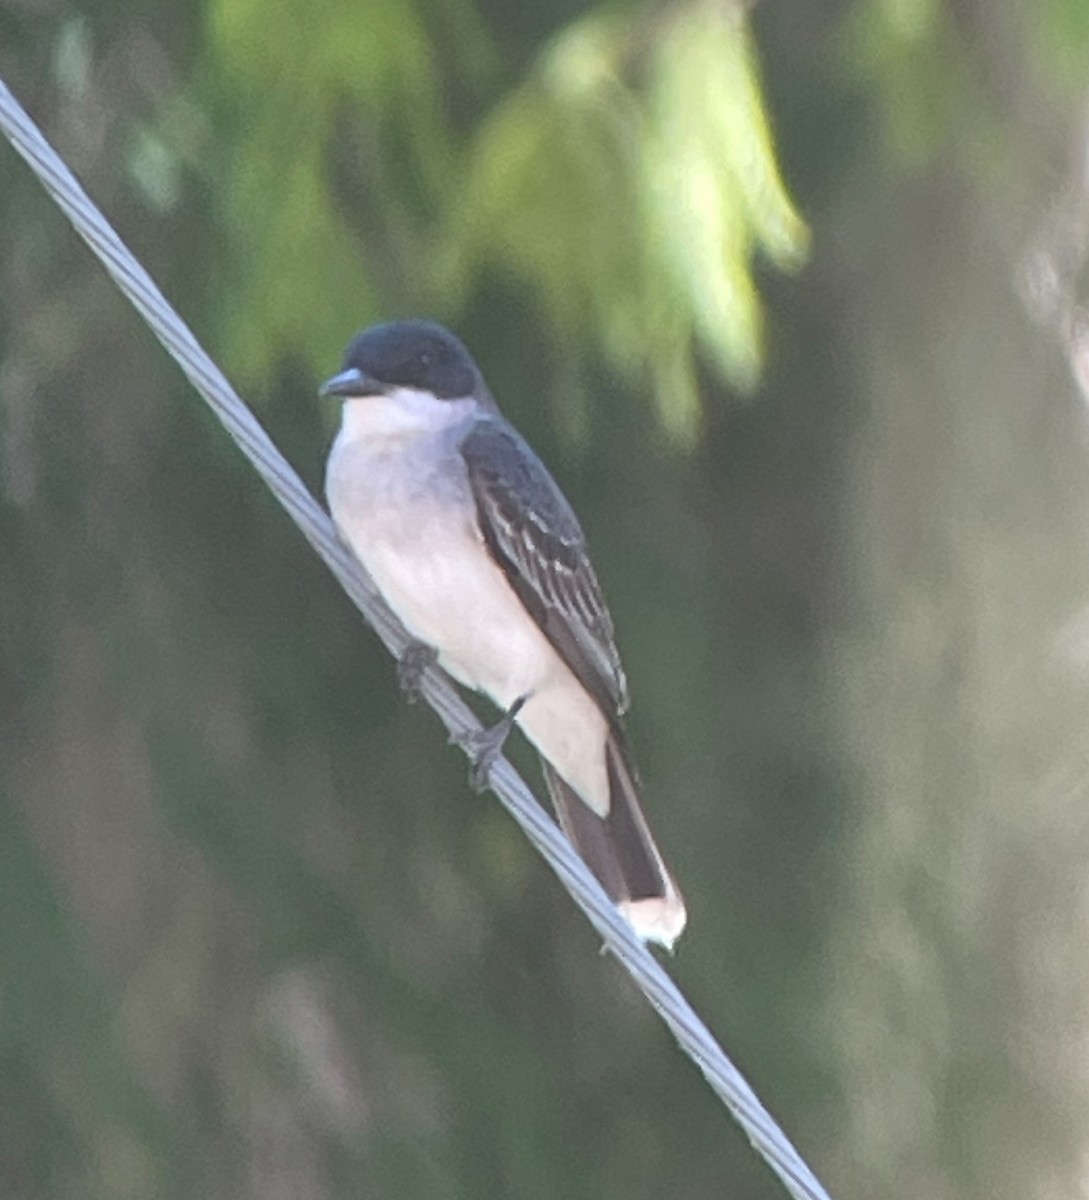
<box><xmin>460</xmin><ymin>417</ymin><xmax>629</xmax><ymax>716</ymax></box>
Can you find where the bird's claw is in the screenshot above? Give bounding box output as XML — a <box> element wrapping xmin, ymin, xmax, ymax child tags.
<box><xmin>462</xmin><ymin>695</ymin><xmax>527</xmax><ymax>792</ymax></box>
<box><xmin>397</xmin><ymin>642</ymin><xmax>438</xmax><ymax>702</ymax></box>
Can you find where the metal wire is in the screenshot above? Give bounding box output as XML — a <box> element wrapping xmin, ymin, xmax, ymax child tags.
<box><xmin>0</xmin><ymin>76</ymin><xmax>834</xmax><ymax>1200</ymax></box>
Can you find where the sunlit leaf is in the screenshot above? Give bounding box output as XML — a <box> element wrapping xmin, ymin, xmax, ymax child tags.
<box><xmin>448</xmin><ymin>1</ymin><xmax>807</xmax><ymax>442</ymax></box>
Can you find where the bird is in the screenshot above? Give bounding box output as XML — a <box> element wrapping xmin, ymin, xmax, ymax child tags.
<box><xmin>321</xmin><ymin>319</ymin><xmax>686</xmax><ymax>949</ymax></box>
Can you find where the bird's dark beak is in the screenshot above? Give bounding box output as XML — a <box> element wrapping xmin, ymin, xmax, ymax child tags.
<box><xmin>319</xmin><ymin>367</ymin><xmax>385</xmax><ymax>398</ymax></box>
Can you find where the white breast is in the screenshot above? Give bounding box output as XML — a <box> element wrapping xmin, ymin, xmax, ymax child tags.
<box><xmin>326</xmin><ymin>392</ymin><xmax>553</xmax><ymax>699</ymax></box>
<box><xmin>325</xmin><ymin>390</ymin><xmax>610</xmax><ymax>813</ymax></box>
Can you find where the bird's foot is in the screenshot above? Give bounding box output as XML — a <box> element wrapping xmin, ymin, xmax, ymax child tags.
<box><xmin>397</xmin><ymin>641</ymin><xmax>438</xmax><ymax>703</ymax></box>
<box><xmin>463</xmin><ymin>695</ymin><xmax>528</xmax><ymax>792</ymax></box>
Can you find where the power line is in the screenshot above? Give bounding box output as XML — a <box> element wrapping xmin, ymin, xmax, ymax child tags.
<box><xmin>0</xmin><ymin>75</ymin><xmax>834</xmax><ymax>1200</ymax></box>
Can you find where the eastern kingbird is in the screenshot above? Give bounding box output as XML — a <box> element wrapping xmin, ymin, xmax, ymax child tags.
<box><xmin>321</xmin><ymin>320</ymin><xmax>686</xmax><ymax>949</ymax></box>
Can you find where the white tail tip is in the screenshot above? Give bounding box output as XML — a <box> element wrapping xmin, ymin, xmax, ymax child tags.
<box><xmin>618</xmin><ymin>892</ymin><xmax>687</xmax><ymax>952</ymax></box>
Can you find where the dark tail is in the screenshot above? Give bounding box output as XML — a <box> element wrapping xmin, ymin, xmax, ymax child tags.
<box><xmin>541</xmin><ymin>725</ymin><xmax>686</xmax><ymax>949</ymax></box>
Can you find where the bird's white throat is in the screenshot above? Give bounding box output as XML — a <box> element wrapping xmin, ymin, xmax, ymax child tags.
<box><xmin>339</xmin><ymin>388</ymin><xmax>476</xmax><ymax>446</ymax></box>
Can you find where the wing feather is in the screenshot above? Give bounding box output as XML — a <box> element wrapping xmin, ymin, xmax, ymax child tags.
<box><xmin>460</xmin><ymin>418</ymin><xmax>629</xmax><ymax>716</ymax></box>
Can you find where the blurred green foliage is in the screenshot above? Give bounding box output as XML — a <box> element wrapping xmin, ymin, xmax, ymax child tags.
<box><xmin>206</xmin><ymin>0</ymin><xmax>806</xmax><ymax>442</ymax></box>
<box><xmin>5</xmin><ymin>1</ymin><xmax>1089</xmax><ymax>1199</ymax></box>
<box><xmin>1035</xmin><ymin>0</ymin><xmax>1089</xmax><ymax>89</ymax></box>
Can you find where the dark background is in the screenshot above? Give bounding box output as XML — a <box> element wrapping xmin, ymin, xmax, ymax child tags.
<box><xmin>3</xmin><ymin>1</ymin><xmax>1089</xmax><ymax>1197</ymax></box>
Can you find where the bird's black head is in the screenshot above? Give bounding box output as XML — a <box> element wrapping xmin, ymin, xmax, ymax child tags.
<box><xmin>320</xmin><ymin>319</ymin><xmax>486</xmax><ymax>402</ymax></box>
